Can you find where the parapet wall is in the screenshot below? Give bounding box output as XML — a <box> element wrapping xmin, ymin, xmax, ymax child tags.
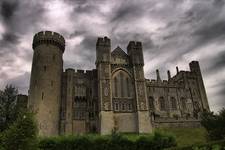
<box><xmin>127</xmin><ymin>41</ymin><xmax>142</xmax><ymax>49</ymax></box>
<box><xmin>64</xmin><ymin>68</ymin><xmax>97</xmax><ymax>77</ymax></box>
<box><xmin>96</xmin><ymin>36</ymin><xmax>110</xmax><ymax>46</ymax></box>
<box><xmin>33</xmin><ymin>31</ymin><xmax>65</xmax><ymax>52</ymax></box>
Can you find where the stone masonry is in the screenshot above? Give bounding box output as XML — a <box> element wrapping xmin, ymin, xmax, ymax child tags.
<box><xmin>28</xmin><ymin>31</ymin><xmax>210</xmax><ymax>136</ymax></box>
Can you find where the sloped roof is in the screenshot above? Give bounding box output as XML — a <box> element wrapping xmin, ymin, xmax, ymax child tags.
<box><xmin>111</xmin><ymin>46</ymin><xmax>128</xmax><ymax>57</ymax></box>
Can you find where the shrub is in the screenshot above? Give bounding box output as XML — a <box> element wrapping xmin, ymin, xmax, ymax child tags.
<box><xmin>136</xmin><ymin>131</ymin><xmax>176</xmax><ymax>150</ymax></box>
<box><xmin>107</xmin><ymin>133</ymin><xmax>135</xmax><ymax>150</ymax></box>
<box><xmin>38</xmin><ymin>132</ymin><xmax>176</xmax><ymax>150</ymax></box>
<box><xmin>167</xmin><ymin>139</ymin><xmax>225</xmax><ymax>150</ymax></box>
<box><xmin>0</xmin><ymin>85</ymin><xmax>18</xmax><ymax>132</ymax></box>
<box><xmin>1</xmin><ymin>112</ymin><xmax>38</xmax><ymax>150</ymax></box>
<box><xmin>201</xmin><ymin>108</ymin><xmax>225</xmax><ymax>140</ymax></box>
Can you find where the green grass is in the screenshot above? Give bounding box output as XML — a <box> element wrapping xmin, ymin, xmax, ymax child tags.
<box><xmin>157</xmin><ymin>127</ymin><xmax>208</xmax><ymax>147</ymax></box>
<box><xmin>116</xmin><ymin>128</ymin><xmax>207</xmax><ymax>146</ymax></box>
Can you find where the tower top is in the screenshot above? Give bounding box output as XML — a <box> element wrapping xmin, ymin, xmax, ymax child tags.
<box><xmin>32</xmin><ymin>31</ymin><xmax>65</xmax><ymax>52</ymax></box>
<box><xmin>96</xmin><ymin>36</ymin><xmax>110</xmax><ymax>46</ymax></box>
<box><xmin>127</xmin><ymin>41</ymin><xmax>142</xmax><ymax>49</ymax></box>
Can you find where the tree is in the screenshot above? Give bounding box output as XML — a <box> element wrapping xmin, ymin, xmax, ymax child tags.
<box><xmin>201</xmin><ymin>108</ymin><xmax>225</xmax><ymax>140</ymax></box>
<box><xmin>1</xmin><ymin>112</ymin><xmax>38</xmax><ymax>150</ymax></box>
<box><xmin>0</xmin><ymin>85</ymin><xmax>18</xmax><ymax>132</ymax></box>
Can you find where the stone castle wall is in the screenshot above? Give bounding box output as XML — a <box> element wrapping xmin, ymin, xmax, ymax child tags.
<box><xmin>28</xmin><ymin>31</ymin><xmax>209</xmax><ymax>136</ymax></box>
<box><xmin>28</xmin><ymin>31</ymin><xmax>65</xmax><ymax>136</ymax></box>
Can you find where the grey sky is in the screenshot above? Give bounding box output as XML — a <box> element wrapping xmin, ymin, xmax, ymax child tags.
<box><xmin>0</xmin><ymin>0</ymin><xmax>224</xmax><ymax>112</ymax></box>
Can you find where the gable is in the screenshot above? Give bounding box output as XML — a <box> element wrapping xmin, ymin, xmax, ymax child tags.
<box><xmin>111</xmin><ymin>46</ymin><xmax>129</xmax><ymax>64</ymax></box>
<box><xmin>111</xmin><ymin>46</ymin><xmax>128</xmax><ymax>58</ymax></box>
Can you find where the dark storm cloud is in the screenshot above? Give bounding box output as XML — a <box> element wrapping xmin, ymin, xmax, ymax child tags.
<box><xmin>0</xmin><ymin>0</ymin><xmax>45</xmax><ymax>49</ymax></box>
<box><xmin>207</xmin><ymin>51</ymin><xmax>225</xmax><ymax>73</ymax></box>
<box><xmin>0</xmin><ymin>0</ymin><xmax>225</xmax><ymax>111</ymax></box>
<box><xmin>0</xmin><ymin>0</ymin><xmax>45</xmax><ymax>94</ymax></box>
<box><xmin>194</xmin><ymin>20</ymin><xmax>225</xmax><ymax>44</ymax></box>
<box><xmin>1</xmin><ymin>32</ymin><xmax>19</xmax><ymax>45</ymax></box>
<box><xmin>110</xmin><ymin>1</ymin><xmax>143</xmax><ymax>23</ymax></box>
<box><xmin>0</xmin><ymin>0</ymin><xmax>19</xmax><ymax>22</ymax></box>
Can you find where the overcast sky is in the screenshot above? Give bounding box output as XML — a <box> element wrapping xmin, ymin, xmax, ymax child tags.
<box><xmin>0</xmin><ymin>0</ymin><xmax>224</xmax><ymax>112</ymax></box>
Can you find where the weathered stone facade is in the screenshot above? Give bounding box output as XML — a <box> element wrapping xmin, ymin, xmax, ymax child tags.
<box><xmin>28</xmin><ymin>31</ymin><xmax>210</xmax><ymax>136</ymax></box>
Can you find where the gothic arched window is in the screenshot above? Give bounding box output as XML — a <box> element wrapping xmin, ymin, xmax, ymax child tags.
<box><xmin>159</xmin><ymin>97</ymin><xmax>166</xmax><ymax>111</ymax></box>
<box><xmin>170</xmin><ymin>97</ymin><xmax>177</xmax><ymax>110</ymax></box>
<box><xmin>112</xmin><ymin>70</ymin><xmax>133</xmax><ymax>98</ymax></box>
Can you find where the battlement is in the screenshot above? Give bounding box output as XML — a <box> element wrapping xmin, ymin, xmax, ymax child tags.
<box><xmin>64</xmin><ymin>68</ymin><xmax>97</xmax><ymax>76</ymax></box>
<box><xmin>146</xmin><ymin>78</ymin><xmax>181</xmax><ymax>88</ymax></box>
<box><xmin>33</xmin><ymin>31</ymin><xmax>65</xmax><ymax>52</ymax></box>
<box><xmin>96</xmin><ymin>36</ymin><xmax>110</xmax><ymax>46</ymax></box>
<box><xmin>190</xmin><ymin>61</ymin><xmax>199</xmax><ymax>65</ymax></box>
<box><xmin>127</xmin><ymin>41</ymin><xmax>142</xmax><ymax>49</ymax></box>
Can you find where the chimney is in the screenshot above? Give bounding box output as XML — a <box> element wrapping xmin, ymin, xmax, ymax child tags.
<box><xmin>176</xmin><ymin>66</ymin><xmax>179</xmax><ymax>74</ymax></box>
<box><xmin>167</xmin><ymin>70</ymin><xmax>171</xmax><ymax>80</ymax></box>
<box><xmin>156</xmin><ymin>69</ymin><xmax>161</xmax><ymax>82</ymax></box>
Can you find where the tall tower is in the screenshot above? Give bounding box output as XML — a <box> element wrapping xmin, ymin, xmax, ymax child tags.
<box><xmin>28</xmin><ymin>31</ymin><xmax>65</xmax><ymax>136</ymax></box>
<box><xmin>127</xmin><ymin>41</ymin><xmax>152</xmax><ymax>133</ymax></box>
<box><xmin>189</xmin><ymin>61</ymin><xmax>210</xmax><ymax>111</ymax></box>
<box><xmin>96</xmin><ymin>37</ymin><xmax>114</xmax><ymax>134</ymax></box>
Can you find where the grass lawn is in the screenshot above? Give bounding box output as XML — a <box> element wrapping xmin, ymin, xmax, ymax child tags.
<box><xmin>50</xmin><ymin>128</ymin><xmax>207</xmax><ymax>148</ymax></box>
<box><xmin>157</xmin><ymin>127</ymin><xmax>208</xmax><ymax>147</ymax></box>
<box><xmin>109</xmin><ymin>127</ymin><xmax>208</xmax><ymax>147</ymax></box>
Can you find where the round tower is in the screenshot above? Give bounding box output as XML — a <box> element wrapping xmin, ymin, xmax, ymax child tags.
<box><xmin>28</xmin><ymin>31</ymin><xmax>65</xmax><ymax>136</ymax></box>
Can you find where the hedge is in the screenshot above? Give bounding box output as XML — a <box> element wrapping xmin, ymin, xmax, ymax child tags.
<box><xmin>167</xmin><ymin>139</ymin><xmax>225</xmax><ymax>150</ymax></box>
<box><xmin>38</xmin><ymin>132</ymin><xmax>176</xmax><ymax>150</ymax></box>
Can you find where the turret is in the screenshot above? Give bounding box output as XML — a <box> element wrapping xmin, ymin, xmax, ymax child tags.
<box><xmin>28</xmin><ymin>31</ymin><xmax>65</xmax><ymax>136</ymax></box>
<box><xmin>127</xmin><ymin>40</ymin><xmax>152</xmax><ymax>133</ymax></box>
<box><xmin>96</xmin><ymin>36</ymin><xmax>111</xmax><ymax>64</ymax></box>
<box><xmin>189</xmin><ymin>61</ymin><xmax>201</xmax><ymax>74</ymax></box>
<box><xmin>95</xmin><ymin>36</ymin><xmax>113</xmax><ymax>134</ymax></box>
<box><xmin>189</xmin><ymin>61</ymin><xmax>210</xmax><ymax>111</ymax></box>
<box><xmin>127</xmin><ymin>41</ymin><xmax>144</xmax><ymax>65</ymax></box>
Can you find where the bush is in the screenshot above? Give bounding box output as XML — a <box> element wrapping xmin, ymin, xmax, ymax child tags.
<box><xmin>136</xmin><ymin>131</ymin><xmax>176</xmax><ymax>150</ymax></box>
<box><xmin>38</xmin><ymin>132</ymin><xmax>176</xmax><ymax>150</ymax></box>
<box><xmin>201</xmin><ymin>108</ymin><xmax>225</xmax><ymax>140</ymax></box>
<box><xmin>1</xmin><ymin>112</ymin><xmax>38</xmax><ymax>150</ymax></box>
<box><xmin>167</xmin><ymin>139</ymin><xmax>225</xmax><ymax>150</ymax></box>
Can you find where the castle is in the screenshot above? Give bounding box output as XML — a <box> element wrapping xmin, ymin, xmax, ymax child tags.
<box><xmin>28</xmin><ymin>31</ymin><xmax>210</xmax><ymax>136</ymax></box>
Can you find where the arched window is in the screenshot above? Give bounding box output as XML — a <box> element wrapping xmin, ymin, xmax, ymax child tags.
<box><xmin>170</xmin><ymin>97</ymin><xmax>177</xmax><ymax>110</ymax></box>
<box><xmin>159</xmin><ymin>97</ymin><xmax>166</xmax><ymax>111</ymax></box>
<box><xmin>149</xmin><ymin>97</ymin><xmax>154</xmax><ymax>110</ymax></box>
<box><xmin>181</xmin><ymin>97</ymin><xmax>186</xmax><ymax>110</ymax></box>
<box><xmin>112</xmin><ymin>70</ymin><xmax>133</xmax><ymax>98</ymax></box>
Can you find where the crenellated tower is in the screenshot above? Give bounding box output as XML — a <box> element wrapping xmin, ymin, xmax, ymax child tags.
<box><xmin>28</xmin><ymin>31</ymin><xmax>65</xmax><ymax>136</ymax></box>
<box><xmin>96</xmin><ymin>37</ymin><xmax>114</xmax><ymax>134</ymax></box>
<box><xmin>127</xmin><ymin>41</ymin><xmax>152</xmax><ymax>133</ymax></box>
